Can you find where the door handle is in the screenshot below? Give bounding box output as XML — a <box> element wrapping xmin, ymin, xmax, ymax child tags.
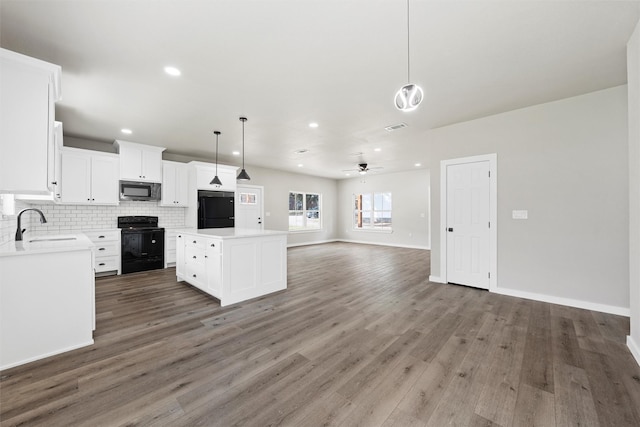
<box><xmin>448</xmin><ymin>228</ymin><xmax>453</xmax><ymax>232</ymax></box>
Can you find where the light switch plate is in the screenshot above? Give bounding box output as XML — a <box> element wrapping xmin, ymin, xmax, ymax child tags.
<box><xmin>512</xmin><ymin>210</ymin><xmax>528</xmax><ymax>220</ymax></box>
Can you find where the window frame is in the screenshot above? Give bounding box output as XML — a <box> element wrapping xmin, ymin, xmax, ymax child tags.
<box><xmin>288</xmin><ymin>191</ymin><xmax>322</xmax><ymax>232</ymax></box>
<box><xmin>353</xmin><ymin>191</ymin><xmax>393</xmax><ymax>233</ymax></box>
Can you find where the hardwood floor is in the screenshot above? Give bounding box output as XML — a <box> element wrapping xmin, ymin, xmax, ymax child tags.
<box><xmin>1</xmin><ymin>242</ymin><xmax>640</xmax><ymax>426</ymax></box>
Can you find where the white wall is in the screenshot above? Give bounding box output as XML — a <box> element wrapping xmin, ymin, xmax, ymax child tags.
<box><xmin>336</xmin><ymin>169</ymin><xmax>430</xmax><ymax>249</ymax></box>
<box><xmin>627</xmin><ymin>22</ymin><xmax>640</xmax><ymax>364</ymax></box>
<box><xmin>243</xmin><ymin>165</ymin><xmax>339</xmax><ymax>246</ymax></box>
<box><xmin>429</xmin><ymin>86</ymin><xmax>629</xmax><ymax>315</ymax></box>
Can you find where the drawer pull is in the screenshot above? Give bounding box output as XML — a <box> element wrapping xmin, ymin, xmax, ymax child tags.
<box><xmin>193</xmin><ymin>240</ymin><xmax>197</xmax><ymax>244</ymax></box>
<box><xmin>98</xmin><ymin>263</ymin><xmax>105</xmax><ymax>266</ymax></box>
<box><xmin>98</xmin><ymin>235</ymin><xmax>105</xmax><ymax>239</ymax></box>
<box><xmin>192</xmin><ymin>256</ymin><xmax>197</xmax><ymax>259</ymax></box>
<box><xmin>178</xmin><ymin>235</ymin><xmax>182</xmax><ymax>238</ymax></box>
<box><xmin>99</xmin><ymin>247</ymin><xmax>106</xmax><ymax>251</ymax></box>
<box><xmin>192</xmin><ymin>274</ymin><xmax>197</xmax><ymax>278</ymax></box>
<box><xmin>211</xmin><ymin>243</ymin><xmax>215</xmax><ymax>247</ymax></box>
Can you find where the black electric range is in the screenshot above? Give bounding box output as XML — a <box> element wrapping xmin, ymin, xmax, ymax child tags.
<box><xmin>118</xmin><ymin>216</ymin><xmax>165</xmax><ymax>274</ymax></box>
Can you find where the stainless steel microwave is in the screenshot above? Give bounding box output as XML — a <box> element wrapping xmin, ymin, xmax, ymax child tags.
<box><xmin>119</xmin><ymin>181</ymin><xmax>161</xmax><ymax>201</ymax></box>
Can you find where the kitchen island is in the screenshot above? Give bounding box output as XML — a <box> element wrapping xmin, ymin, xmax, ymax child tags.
<box><xmin>175</xmin><ymin>228</ymin><xmax>288</xmax><ymax>306</ymax></box>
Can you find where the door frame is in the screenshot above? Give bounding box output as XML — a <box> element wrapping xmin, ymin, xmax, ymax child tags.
<box><xmin>236</xmin><ymin>184</ymin><xmax>265</xmax><ymax>230</ymax></box>
<box><xmin>438</xmin><ymin>153</ymin><xmax>497</xmax><ymax>291</ymax></box>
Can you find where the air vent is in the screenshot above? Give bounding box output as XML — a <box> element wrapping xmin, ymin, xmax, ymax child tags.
<box><xmin>384</xmin><ymin>122</ymin><xmax>408</xmax><ymax>132</ymax></box>
<box><xmin>294</xmin><ymin>149</ymin><xmax>309</xmax><ymax>154</ymax></box>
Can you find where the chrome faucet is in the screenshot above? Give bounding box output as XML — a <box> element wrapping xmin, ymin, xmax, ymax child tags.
<box><xmin>15</xmin><ymin>208</ymin><xmax>47</xmax><ymax>241</ymax></box>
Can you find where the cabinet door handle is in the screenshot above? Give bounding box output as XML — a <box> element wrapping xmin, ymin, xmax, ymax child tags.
<box><xmin>193</xmin><ymin>240</ymin><xmax>197</xmax><ymax>244</ymax></box>
<box><xmin>192</xmin><ymin>256</ymin><xmax>197</xmax><ymax>259</ymax></box>
<box><xmin>99</xmin><ymin>247</ymin><xmax>106</xmax><ymax>251</ymax></box>
<box><xmin>211</xmin><ymin>243</ymin><xmax>215</xmax><ymax>247</ymax></box>
<box><xmin>98</xmin><ymin>263</ymin><xmax>105</xmax><ymax>266</ymax></box>
<box><xmin>192</xmin><ymin>274</ymin><xmax>197</xmax><ymax>278</ymax></box>
<box><xmin>98</xmin><ymin>236</ymin><xmax>105</xmax><ymax>238</ymax></box>
<box><xmin>178</xmin><ymin>235</ymin><xmax>182</xmax><ymax>238</ymax></box>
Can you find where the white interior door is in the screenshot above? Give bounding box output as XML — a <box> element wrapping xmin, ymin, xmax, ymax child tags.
<box><xmin>446</xmin><ymin>161</ymin><xmax>490</xmax><ymax>289</ymax></box>
<box><xmin>236</xmin><ymin>185</ymin><xmax>264</xmax><ymax>230</ymax></box>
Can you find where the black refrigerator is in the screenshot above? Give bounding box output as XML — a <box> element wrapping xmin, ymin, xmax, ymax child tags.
<box><xmin>198</xmin><ymin>190</ymin><xmax>235</xmax><ymax>228</ymax></box>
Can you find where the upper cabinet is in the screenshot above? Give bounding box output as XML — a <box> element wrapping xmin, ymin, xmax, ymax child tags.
<box><xmin>0</xmin><ymin>48</ymin><xmax>62</xmax><ymax>195</ymax></box>
<box><xmin>113</xmin><ymin>140</ymin><xmax>165</xmax><ymax>183</ymax></box>
<box><xmin>161</xmin><ymin>161</ymin><xmax>189</xmax><ymax>207</ymax></box>
<box><xmin>60</xmin><ymin>147</ymin><xmax>119</xmax><ymax>205</ymax></box>
<box><xmin>191</xmin><ymin>161</ymin><xmax>238</xmax><ymax>192</ymax></box>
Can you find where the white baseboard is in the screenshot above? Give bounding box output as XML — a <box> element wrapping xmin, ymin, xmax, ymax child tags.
<box><xmin>337</xmin><ymin>239</ymin><xmax>430</xmax><ymax>250</ymax></box>
<box><xmin>287</xmin><ymin>239</ymin><xmax>339</xmax><ymax>248</ymax></box>
<box><xmin>0</xmin><ymin>339</ymin><xmax>94</xmax><ymax>371</ymax></box>
<box><xmin>628</xmin><ymin>336</ymin><xmax>640</xmax><ymax>367</ymax></box>
<box><xmin>494</xmin><ymin>287</ymin><xmax>630</xmax><ymax>317</ymax></box>
<box><xmin>429</xmin><ymin>275</ymin><xmax>445</xmax><ymax>283</ymax></box>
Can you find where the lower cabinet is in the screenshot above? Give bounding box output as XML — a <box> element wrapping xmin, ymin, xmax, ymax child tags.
<box><xmin>176</xmin><ymin>233</ymin><xmax>222</xmax><ymax>299</ymax></box>
<box><xmin>165</xmin><ymin>229</ymin><xmax>177</xmax><ymax>267</ymax></box>
<box><xmin>84</xmin><ymin>229</ymin><xmax>120</xmax><ymax>275</ymax></box>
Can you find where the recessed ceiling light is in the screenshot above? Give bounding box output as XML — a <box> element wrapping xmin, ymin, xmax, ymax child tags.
<box><xmin>121</xmin><ymin>128</ymin><xmax>132</xmax><ymax>135</ymax></box>
<box><xmin>345</xmin><ymin>173</ymin><xmax>351</xmax><ymax>176</ymax></box>
<box><xmin>374</xmin><ymin>148</ymin><xmax>381</xmax><ymax>152</ymax></box>
<box><xmin>415</xmin><ymin>163</ymin><xmax>421</xmax><ymax>167</ymax></box>
<box><xmin>308</xmin><ymin>122</ymin><xmax>319</xmax><ymax>128</ymax></box>
<box><xmin>384</xmin><ymin>122</ymin><xmax>408</xmax><ymax>132</ymax></box>
<box><xmin>297</xmin><ymin>164</ymin><xmax>304</xmax><ymax>168</ymax></box>
<box><xmin>164</xmin><ymin>66</ymin><xmax>181</xmax><ymax>76</ymax></box>
<box><xmin>232</xmin><ymin>151</ymin><xmax>240</xmax><ymax>156</ymax></box>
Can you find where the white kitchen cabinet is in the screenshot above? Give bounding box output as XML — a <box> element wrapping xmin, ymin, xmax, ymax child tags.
<box><xmin>0</xmin><ymin>48</ymin><xmax>61</xmax><ymax>195</ymax></box>
<box><xmin>84</xmin><ymin>229</ymin><xmax>120</xmax><ymax>275</ymax></box>
<box><xmin>165</xmin><ymin>229</ymin><xmax>178</xmax><ymax>267</ymax></box>
<box><xmin>51</xmin><ymin>122</ymin><xmax>64</xmax><ymax>202</ymax></box>
<box><xmin>161</xmin><ymin>161</ymin><xmax>189</xmax><ymax>206</ymax></box>
<box><xmin>60</xmin><ymin>147</ymin><xmax>119</xmax><ymax>205</ymax></box>
<box><xmin>176</xmin><ymin>229</ymin><xmax>287</xmax><ymax>306</ymax></box>
<box><xmin>193</xmin><ymin>162</ymin><xmax>238</xmax><ymax>192</ymax></box>
<box><xmin>114</xmin><ymin>140</ymin><xmax>166</xmax><ymax>182</ymax></box>
<box><xmin>176</xmin><ymin>233</ymin><xmax>185</xmax><ymax>277</ymax></box>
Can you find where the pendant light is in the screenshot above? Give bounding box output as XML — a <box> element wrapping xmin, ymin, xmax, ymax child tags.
<box><xmin>210</xmin><ymin>131</ymin><xmax>223</xmax><ymax>186</ymax></box>
<box><xmin>236</xmin><ymin>117</ymin><xmax>251</xmax><ymax>181</ymax></box>
<box><xmin>394</xmin><ymin>0</ymin><xmax>423</xmax><ymax>112</ymax></box>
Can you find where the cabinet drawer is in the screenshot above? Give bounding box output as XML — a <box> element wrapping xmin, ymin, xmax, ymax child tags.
<box><xmin>184</xmin><ymin>262</ymin><xmax>206</xmax><ymax>288</ymax></box>
<box><xmin>95</xmin><ymin>256</ymin><xmax>119</xmax><ymax>272</ymax></box>
<box><xmin>85</xmin><ymin>229</ymin><xmax>120</xmax><ymax>242</ymax></box>
<box><xmin>185</xmin><ymin>246</ymin><xmax>205</xmax><ymax>264</ymax></box>
<box><xmin>93</xmin><ymin>241</ymin><xmax>119</xmax><ymax>257</ymax></box>
<box><xmin>184</xmin><ymin>237</ymin><xmax>206</xmax><ymax>251</ymax></box>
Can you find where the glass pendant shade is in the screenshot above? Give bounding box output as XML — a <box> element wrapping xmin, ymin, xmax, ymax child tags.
<box><xmin>395</xmin><ymin>83</ymin><xmax>423</xmax><ymax>112</ymax></box>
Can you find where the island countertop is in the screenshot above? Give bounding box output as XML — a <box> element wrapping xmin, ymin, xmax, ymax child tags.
<box><xmin>175</xmin><ymin>228</ymin><xmax>288</xmax><ymax>240</ymax></box>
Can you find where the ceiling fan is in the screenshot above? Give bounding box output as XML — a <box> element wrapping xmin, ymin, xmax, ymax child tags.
<box><xmin>343</xmin><ymin>162</ymin><xmax>383</xmax><ymax>175</ymax></box>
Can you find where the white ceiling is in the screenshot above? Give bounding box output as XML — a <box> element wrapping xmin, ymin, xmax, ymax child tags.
<box><xmin>1</xmin><ymin>0</ymin><xmax>639</xmax><ymax>179</ymax></box>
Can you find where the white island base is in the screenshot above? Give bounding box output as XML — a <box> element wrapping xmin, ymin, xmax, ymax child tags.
<box><xmin>175</xmin><ymin>228</ymin><xmax>288</xmax><ymax>307</ymax></box>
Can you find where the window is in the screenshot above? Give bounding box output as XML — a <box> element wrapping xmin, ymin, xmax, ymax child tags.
<box><xmin>354</xmin><ymin>192</ymin><xmax>392</xmax><ymax>231</ymax></box>
<box><xmin>289</xmin><ymin>192</ymin><xmax>321</xmax><ymax>231</ymax></box>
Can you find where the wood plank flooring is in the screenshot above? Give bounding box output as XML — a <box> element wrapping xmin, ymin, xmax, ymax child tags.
<box><xmin>1</xmin><ymin>242</ymin><xmax>640</xmax><ymax>426</ymax></box>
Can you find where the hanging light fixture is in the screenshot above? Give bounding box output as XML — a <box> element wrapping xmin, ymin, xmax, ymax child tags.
<box><xmin>236</xmin><ymin>117</ymin><xmax>251</xmax><ymax>181</ymax></box>
<box><xmin>210</xmin><ymin>131</ymin><xmax>223</xmax><ymax>186</ymax></box>
<box><xmin>394</xmin><ymin>0</ymin><xmax>423</xmax><ymax>112</ymax></box>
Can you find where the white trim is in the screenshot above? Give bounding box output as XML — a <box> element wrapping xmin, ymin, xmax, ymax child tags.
<box><xmin>351</xmin><ymin>228</ymin><xmax>393</xmax><ymax>234</ymax></box>
<box><xmin>494</xmin><ymin>287</ymin><xmax>630</xmax><ymax>317</ymax></box>
<box><xmin>439</xmin><ymin>153</ymin><xmax>497</xmax><ymax>291</ymax></box>
<box><xmin>429</xmin><ymin>275</ymin><xmax>445</xmax><ymax>283</ymax></box>
<box><xmin>628</xmin><ymin>336</ymin><xmax>640</xmax><ymax>367</ymax></box>
<box><xmin>0</xmin><ymin>339</ymin><xmax>94</xmax><ymax>371</ymax></box>
<box><xmin>338</xmin><ymin>239</ymin><xmax>429</xmax><ymax>250</ymax></box>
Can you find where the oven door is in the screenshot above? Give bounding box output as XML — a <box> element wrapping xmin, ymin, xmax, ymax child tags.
<box><xmin>121</xmin><ymin>229</ymin><xmax>165</xmax><ymax>274</ymax></box>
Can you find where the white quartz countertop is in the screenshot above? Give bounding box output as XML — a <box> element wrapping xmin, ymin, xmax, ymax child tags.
<box><xmin>0</xmin><ymin>233</ymin><xmax>94</xmax><ymax>257</ymax></box>
<box><xmin>175</xmin><ymin>228</ymin><xmax>288</xmax><ymax>239</ymax></box>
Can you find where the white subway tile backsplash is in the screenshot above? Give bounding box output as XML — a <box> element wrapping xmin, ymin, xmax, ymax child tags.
<box><xmin>0</xmin><ymin>200</ymin><xmax>186</xmax><ymax>242</ymax></box>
